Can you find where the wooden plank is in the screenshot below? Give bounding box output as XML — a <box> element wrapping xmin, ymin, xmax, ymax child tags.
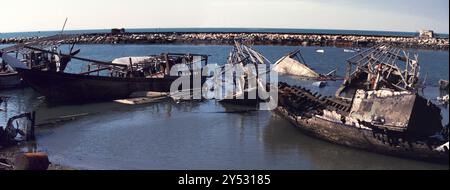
<box><xmin>114</xmin><ymin>96</ymin><xmax>168</xmax><ymax>105</ymax></box>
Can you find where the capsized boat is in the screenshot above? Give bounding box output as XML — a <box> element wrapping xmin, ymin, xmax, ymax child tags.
<box><xmin>5</xmin><ymin>46</ymin><xmax>210</xmax><ymax>103</ymax></box>
<box><xmin>273</xmin><ymin>49</ymin><xmax>337</xmax><ymax>80</ymax></box>
<box><xmin>275</xmin><ymin>44</ymin><xmax>449</xmax><ymax>163</ymax></box>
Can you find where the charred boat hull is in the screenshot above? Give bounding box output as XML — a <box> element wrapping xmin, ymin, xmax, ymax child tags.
<box><xmin>17</xmin><ymin>68</ymin><xmax>206</xmax><ymax>103</ymax></box>
<box><xmin>275</xmin><ymin>107</ymin><xmax>448</xmax><ymax>163</ymax></box>
<box><xmin>276</xmin><ymin>82</ymin><xmax>448</xmax><ymax>163</ymax></box>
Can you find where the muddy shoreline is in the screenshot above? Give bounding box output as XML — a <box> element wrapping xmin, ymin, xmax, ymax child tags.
<box><xmin>1</xmin><ymin>32</ymin><xmax>448</xmax><ymax>50</ymax></box>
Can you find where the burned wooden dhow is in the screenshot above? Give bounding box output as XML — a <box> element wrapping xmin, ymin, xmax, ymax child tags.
<box><xmin>4</xmin><ymin>45</ymin><xmax>209</xmax><ymax>103</ymax></box>
<box><xmin>276</xmin><ymin>44</ymin><xmax>449</xmax><ymax>163</ymax></box>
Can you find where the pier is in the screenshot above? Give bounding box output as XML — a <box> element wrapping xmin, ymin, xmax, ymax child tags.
<box><xmin>1</xmin><ymin>32</ymin><xmax>448</xmax><ymax>50</ymax></box>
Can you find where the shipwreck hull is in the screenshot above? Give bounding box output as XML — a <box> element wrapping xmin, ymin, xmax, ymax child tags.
<box><xmin>275</xmin><ymin>107</ymin><xmax>448</xmax><ymax>164</ymax></box>
<box><xmin>17</xmin><ymin>68</ymin><xmax>205</xmax><ymax>103</ymax></box>
<box><xmin>276</xmin><ymin>81</ymin><xmax>448</xmax><ymax>163</ymax></box>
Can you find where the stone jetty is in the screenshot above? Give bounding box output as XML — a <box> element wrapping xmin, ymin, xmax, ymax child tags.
<box><xmin>1</xmin><ymin>32</ymin><xmax>448</xmax><ymax>50</ymax></box>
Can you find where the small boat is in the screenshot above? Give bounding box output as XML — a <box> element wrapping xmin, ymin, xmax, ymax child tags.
<box><xmin>315</xmin><ymin>49</ymin><xmax>325</xmax><ymax>53</ymax></box>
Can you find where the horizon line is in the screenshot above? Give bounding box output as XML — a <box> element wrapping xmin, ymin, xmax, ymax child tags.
<box><xmin>1</xmin><ymin>27</ymin><xmax>449</xmax><ymax>35</ymax></box>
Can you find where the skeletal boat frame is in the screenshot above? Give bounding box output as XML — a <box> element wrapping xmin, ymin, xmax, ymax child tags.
<box><xmin>276</xmin><ymin>44</ymin><xmax>448</xmax><ymax>163</ymax></box>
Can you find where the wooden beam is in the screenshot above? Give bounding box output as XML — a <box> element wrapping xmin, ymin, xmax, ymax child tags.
<box><xmin>23</xmin><ymin>46</ymin><xmax>128</xmax><ymax>68</ymax></box>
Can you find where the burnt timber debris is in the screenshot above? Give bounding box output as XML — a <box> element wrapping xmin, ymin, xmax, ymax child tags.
<box><xmin>215</xmin><ymin>42</ymin><xmax>271</xmax><ymax>107</ymax></box>
<box><xmin>275</xmin><ymin>44</ymin><xmax>449</xmax><ymax>163</ymax></box>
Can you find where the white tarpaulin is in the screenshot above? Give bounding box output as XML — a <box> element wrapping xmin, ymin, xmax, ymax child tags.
<box><xmin>273</xmin><ymin>56</ymin><xmax>320</xmax><ymax>78</ymax></box>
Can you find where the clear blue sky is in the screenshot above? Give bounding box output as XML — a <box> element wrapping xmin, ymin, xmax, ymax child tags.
<box><xmin>2</xmin><ymin>0</ymin><xmax>449</xmax><ymax>33</ymax></box>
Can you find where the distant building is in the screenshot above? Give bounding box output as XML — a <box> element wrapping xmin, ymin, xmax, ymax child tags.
<box><xmin>419</xmin><ymin>30</ymin><xmax>434</xmax><ymax>38</ymax></box>
<box><xmin>111</xmin><ymin>28</ymin><xmax>126</xmax><ymax>34</ymax></box>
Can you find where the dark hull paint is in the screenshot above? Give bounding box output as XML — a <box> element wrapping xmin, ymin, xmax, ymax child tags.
<box><xmin>0</xmin><ymin>72</ymin><xmax>23</xmax><ymax>90</ymax></box>
<box><xmin>17</xmin><ymin>68</ymin><xmax>205</xmax><ymax>103</ymax></box>
<box><xmin>275</xmin><ymin>107</ymin><xmax>449</xmax><ymax>164</ymax></box>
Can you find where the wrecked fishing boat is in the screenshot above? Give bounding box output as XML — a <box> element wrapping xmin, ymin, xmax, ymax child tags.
<box><xmin>273</xmin><ymin>49</ymin><xmax>337</xmax><ymax>80</ymax></box>
<box><xmin>213</xmin><ymin>42</ymin><xmax>270</xmax><ymax>107</ymax></box>
<box><xmin>3</xmin><ymin>42</ymin><xmax>209</xmax><ymax>103</ymax></box>
<box><xmin>275</xmin><ymin>44</ymin><xmax>449</xmax><ymax>163</ymax></box>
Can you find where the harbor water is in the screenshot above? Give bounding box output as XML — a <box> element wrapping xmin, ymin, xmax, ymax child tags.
<box><xmin>1</xmin><ymin>44</ymin><xmax>448</xmax><ymax>169</ymax></box>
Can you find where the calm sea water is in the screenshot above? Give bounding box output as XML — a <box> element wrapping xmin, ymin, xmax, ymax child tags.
<box><xmin>1</xmin><ymin>28</ymin><xmax>449</xmax><ymax>39</ymax></box>
<box><xmin>0</xmin><ymin>44</ymin><xmax>448</xmax><ymax>170</ymax></box>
